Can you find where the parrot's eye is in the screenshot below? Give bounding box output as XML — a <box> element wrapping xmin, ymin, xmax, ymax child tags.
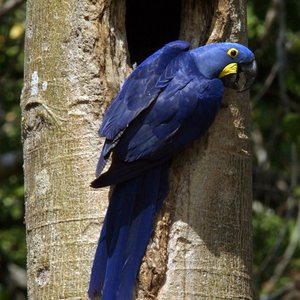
<box><xmin>227</xmin><ymin>48</ymin><xmax>239</xmax><ymax>58</ymax></box>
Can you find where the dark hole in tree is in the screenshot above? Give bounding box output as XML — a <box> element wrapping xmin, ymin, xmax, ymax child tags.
<box><xmin>126</xmin><ymin>0</ymin><xmax>181</xmax><ymax>65</ymax></box>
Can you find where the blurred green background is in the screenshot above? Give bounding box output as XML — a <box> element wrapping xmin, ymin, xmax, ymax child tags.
<box><xmin>1</xmin><ymin>0</ymin><xmax>300</xmax><ymax>299</ymax></box>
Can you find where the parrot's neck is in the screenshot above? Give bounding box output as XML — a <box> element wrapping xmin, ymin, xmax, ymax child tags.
<box><xmin>189</xmin><ymin>47</ymin><xmax>222</xmax><ymax>79</ymax></box>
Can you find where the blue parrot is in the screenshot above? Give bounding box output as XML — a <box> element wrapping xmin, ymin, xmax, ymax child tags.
<box><xmin>88</xmin><ymin>40</ymin><xmax>256</xmax><ymax>300</ymax></box>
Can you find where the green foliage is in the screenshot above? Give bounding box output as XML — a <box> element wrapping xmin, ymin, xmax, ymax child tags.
<box><xmin>253</xmin><ymin>203</ymin><xmax>298</xmax><ymax>285</ymax></box>
<box><xmin>282</xmin><ymin>113</ymin><xmax>300</xmax><ymax>143</ymax></box>
<box><xmin>249</xmin><ymin>0</ymin><xmax>300</xmax><ymax>297</ymax></box>
<box><xmin>253</xmin><ymin>204</ymin><xmax>284</xmax><ymax>268</ymax></box>
<box><xmin>0</xmin><ymin>2</ymin><xmax>26</xmax><ymax>299</ymax></box>
<box><xmin>1</xmin><ymin>0</ymin><xmax>300</xmax><ymax>299</ymax></box>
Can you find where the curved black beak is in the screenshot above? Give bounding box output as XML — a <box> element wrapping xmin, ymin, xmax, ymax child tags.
<box><xmin>221</xmin><ymin>60</ymin><xmax>257</xmax><ymax>92</ymax></box>
<box><xmin>237</xmin><ymin>60</ymin><xmax>257</xmax><ymax>92</ymax></box>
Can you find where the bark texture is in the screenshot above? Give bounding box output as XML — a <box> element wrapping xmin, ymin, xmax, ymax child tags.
<box><xmin>22</xmin><ymin>0</ymin><xmax>252</xmax><ymax>299</ymax></box>
<box><xmin>22</xmin><ymin>0</ymin><xmax>129</xmax><ymax>299</ymax></box>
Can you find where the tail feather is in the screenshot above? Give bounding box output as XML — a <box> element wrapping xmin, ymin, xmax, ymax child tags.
<box><xmin>89</xmin><ymin>163</ymin><xmax>169</xmax><ymax>300</ymax></box>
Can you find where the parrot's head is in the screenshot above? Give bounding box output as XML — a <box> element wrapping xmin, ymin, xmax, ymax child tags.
<box><xmin>190</xmin><ymin>42</ymin><xmax>257</xmax><ymax>92</ymax></box>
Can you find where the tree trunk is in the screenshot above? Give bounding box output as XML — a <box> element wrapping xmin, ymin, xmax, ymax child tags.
<box><xmin>22</xmin><ymin>0</ymin><xmax>129</xmax><ymax>298</ymax></box>
<box><xmin>22</xmin><ymin>0</ymin><xmax>252</xmax><ymax>299</ymax></box>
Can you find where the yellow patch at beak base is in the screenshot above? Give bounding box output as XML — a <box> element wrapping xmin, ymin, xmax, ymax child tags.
<box><xmin>219</xmin><ymin>63</ymin><xmax>238</xmax><ymax>78</ymax></box>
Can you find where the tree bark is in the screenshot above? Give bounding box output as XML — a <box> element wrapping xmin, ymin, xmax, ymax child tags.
<box><xmin>22</xmin><ymin>0</ymin><xmax>252</xmax><ymax>299</ymax></box>
<box><xmin>22</xmin><ymin>0</ymin><xmax>128</xmax><ymax>298</ymax></box>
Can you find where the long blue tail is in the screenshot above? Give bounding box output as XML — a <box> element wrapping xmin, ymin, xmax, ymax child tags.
<box><xmin>88</xmin><ymin>163</ymin><xmax>169</xmax><ymax>300</ymax></box>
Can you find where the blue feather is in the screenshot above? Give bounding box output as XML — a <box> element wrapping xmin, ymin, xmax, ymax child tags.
<box><xmin>99</xmin><ymin>41</ymin><xmax>190</xmax><ymax>141</ymax></box>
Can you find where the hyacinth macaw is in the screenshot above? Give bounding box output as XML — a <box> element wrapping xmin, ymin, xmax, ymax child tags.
<box><xmin>88</xmin><ymin>40</ymin><xmax>257</xmax><ymax>300</ymax></box>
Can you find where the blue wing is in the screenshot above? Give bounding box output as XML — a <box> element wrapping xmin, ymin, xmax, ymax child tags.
<box><xmin>116</xmin><ymin>78</ymin><xmax>223</xmax><ymax>162</ymax></box>
<box><xmin>93</xmin><ymin>52</ymin><xmax>223</xmax><ymax>187</ymax></box>
<box><xmin>100</xmin><ymin>40</ymin><xmax>190</xmax><ymax>140</ymax></box>
<box><xmin>95</xmin><ymin>41</ymin><xmax>190</xmax><ymax>176</ymax></box>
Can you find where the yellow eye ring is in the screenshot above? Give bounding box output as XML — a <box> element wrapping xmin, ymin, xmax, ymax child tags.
<box><xmin>227</xmin><ymin>48</ymin><xmax>239</xmax><ymax>58</ymax></box>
